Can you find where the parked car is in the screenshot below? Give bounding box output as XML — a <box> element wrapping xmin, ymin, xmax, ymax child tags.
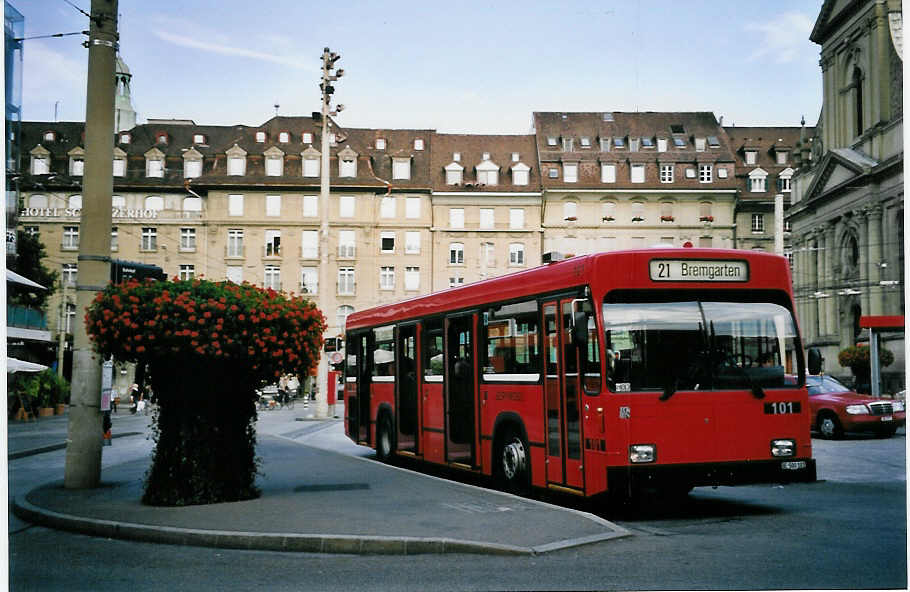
<box><xmin>807</xmin><ymin>375</ymin><xmax>905</xmax><ymax>439</ymax></box>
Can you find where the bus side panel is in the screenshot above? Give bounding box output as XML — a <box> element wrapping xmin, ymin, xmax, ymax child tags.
<box><xmin>422</xmin><ymin>381</ymin><xmax>445</xmax><ymax>464</ymax></box>
<box><xmin>582</xmin><ymin>392</ymin><xmax>608</xmax><ymax>495</ymax></box>
<box><xmin>479</xmin><ymin>383</ymin><xmax>545</xmax><ymax>485</ymax></box>
<box><xmin>370</xmin><ymin>382</ymin><xmax>395</xmax><ymax>448</ymax></box>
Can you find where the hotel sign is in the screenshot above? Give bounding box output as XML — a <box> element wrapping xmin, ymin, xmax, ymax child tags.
<box><xmin>20</xmin><ymin>207</ymin><xmax>160</xmax><ymax>219</ymax></box>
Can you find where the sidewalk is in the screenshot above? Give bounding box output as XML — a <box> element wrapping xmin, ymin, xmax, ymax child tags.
<box><xmin>12</xmin><ymin>420</ymin><xmax>630</xmax><ymax>555</ymax></box>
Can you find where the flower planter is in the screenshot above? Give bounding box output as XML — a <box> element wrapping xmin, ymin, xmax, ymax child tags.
<box><xmin>38</xmin><ymin>407</ymin><xmax>54</xmax><ymax>418</ymax></box>
<box><xmin>55</xmin><ymin>403</ymin><xmax>66</xmax><ymax>415</ymax></box>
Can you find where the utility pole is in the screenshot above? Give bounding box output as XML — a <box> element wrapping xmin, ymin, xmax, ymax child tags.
<box><xmin>64</xmin><ymin>0</ymin><xmax>117</xmax><ymax>489</ymax></box>
<box><xmin>316</xmin><ymin>47</ymin><xmax>343</xmax><ymax>419</ymax></box>
<box><xmin>57</xmin><ymin>280</ymin><xmax>68</xmax><ymax>378</ymax></box>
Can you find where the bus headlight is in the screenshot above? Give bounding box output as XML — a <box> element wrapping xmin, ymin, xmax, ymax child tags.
<box><xmin>629</xmin><ymin>444</ymin><xmax>656</xmax><ymax>463</ymax></box>
<box><xmin>846</xmin><ymin>404</ymin><xmax>869</xmax><ymax>415</ymax></box>
<box><xmin>771</xmin><ymin>439</ymin><xmax>796</xmax><ymax>457</ymax></box>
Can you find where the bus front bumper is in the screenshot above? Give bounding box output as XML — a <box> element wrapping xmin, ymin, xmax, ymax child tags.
<box><xmin>607</xmin><ymin>458</ymin><xmax>817</xmax><ymax>492</ymax></box>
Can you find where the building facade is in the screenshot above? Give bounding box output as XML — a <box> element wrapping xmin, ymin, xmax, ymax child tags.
<box><xmin>790</xmin><ymin>0</ymin><xmax>904</xmax><ymax>389</ymax></box>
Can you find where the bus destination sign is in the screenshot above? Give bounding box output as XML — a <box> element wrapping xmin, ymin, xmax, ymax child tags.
<box><xmin>650</xmin><ymin>259</ymin><xmax>749</xmax><ymax>282</ymax></box>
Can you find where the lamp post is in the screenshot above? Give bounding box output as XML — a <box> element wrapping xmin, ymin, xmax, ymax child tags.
<box><xmin>316</xmin><ymin>48</ymin><xmax>343</xmax><ymax>419</ymax></box>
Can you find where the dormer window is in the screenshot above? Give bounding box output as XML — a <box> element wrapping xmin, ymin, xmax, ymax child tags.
<box><xmin>657</xmin><ymin>138</ymin><xmax>668</xmax><ymax>152</ymax></box>
<box><xmin>749</xmin><ymin>168</ymin><xmax>768</xmax><ymax>192</ymax></box>
<box><xmin>279</xmin><ymin>131</ymin><xmax>290</xmax><ymax>143</ymax></box>
<box><xmin>562</xmin><ymin>137</ymin><xmax>573</xmax><ymax>151</ymax></box>
<box><xmin>778</xmin><ymin>168</ymin><xmax>793</xmax><ymax>192</ymax></box>
<box><xmin>629</xmin><ymin>138</ymin><xmax>640</xmax><ymax>152</ymax></box>
<box><xmin>193</xmin><ymin>134</ymin><xmax>206</xmax><ymax>144</ymax></box>
<box><xmin>392</xmin><ymin>157</ymin><xmax>411</xmax><ymax>180</ymax></box>
<box><xmin>43</xmin><ymin>131</ymin><xmax>56</xmax><ymax>142</ymax></box>
<box><xmin>414</xmin><ymin>138</ymin><xmax>424</xmax><ymax>150</ymax></box>
<box><xmin>600</xmin><ymin>137</ymin><xmax>611</xmax><ymax>151</ymax></box>
<box><xmin>145</xmin><ymin>147</ymin><xmax>165</xmax><ymax>178</ymax></box>
<box><xmin>776</xmin><ymin>150</ymin><xmax>789</xmax><ymax>165</ymax></box>
<box><xmin>255</xmin><ymin>131</ymin><xmax>266</xmax><ymax>143</ymax></box>
<box><xmin>338</xmin><ymin>146</ymin><xmax>358</xmax><ymax>177</ymax></box>
<box><xmin>707</xmin><ymin>136</ymin><xmax>720</xmax><ymax>148</ymax></box>
<box><xmin>264</xmin><ymin>147</ymin><xmax>284</xmax><ymax>176</ymax></box>
<box><xmin>745</xmin><ymin>150</ymin><xmax>757</xmax><ymax>164</ymax></box>
<box><xmin>375</xmin><ymin>138</ymin><xmax>386</xmax><ymax>150</ymax></box>
<box><xmin>511</xmin><ymin>162</ymin><xmax>530</xmax><ymax>186</ymax></box>
<box><xmin>476</xmin><ymin>158</ymin><xmax>499</xmax><ymax>185</ymax></box>
<box><xmin>672</xmin><ymin>137</ymin><xmax>686</xmax><ymax>147</ymax></box>
<box><xmin>302</xmin><ymin>132</ymin><xmax>313</xmax><ymax>144</ymax></box>
<box><xmin>580</xmin><ymin>137</ymin><xmax>591</xmax><ymax>148</ymax></box>
<box><xmin>113</xmin><ymin>148</ymin><xmax>127</xmax><ymax>177</ymax></box>
<box><xmin>641</xmin><ymin>137</ymin><xmax>654</xmax><ymax>148</ymax></box>
<box><xmin>30</xmin><ymin>146</ymin><xmax>50</xmax><ymax>175</ymax></box>
<box><xmin>70</xmin><ymin>156</ymin><xmax>84</xmax><ymax>176</ymax></box>
<box><xmin>156</xmin><ymin>132</ymin><xmax>168</xmax><ymax>145</ymax></box>
<box><xmin>183</xmin><ymin>148</ymin><xmax>203</xmax><ymax>178</ymax></box>
<box><xmin>302</xmin><ymin>147</ymin><xmax>320</xmax><ymax>177</ymax></box>
<box><xmin>482</xmin><ymin>152</ymin><xmax>490</xmax><ymax>161</ymax></box>
<box><xmin>613</xmin><ymin>137</ymin><xmax>625</xmax><ymax>149</ymax></box>
<box><xmin>119</xmin><ymin>132</ymin><xmax>131</xmax><ymax>144</ymax></box>
<box><xmin>602</xmin><ymin>112</ymin><xmax>614</xmax><ymax>122</ymax></box>
<box><xmin>226</xmin><ymin>144</ymin><xmax>247</xmax><ymax>176</ymax></box>
<box><xmin>695</xmin><ymin>137</ymin><xmax>706</xmax><ymax>152</ymax></box>
<box><xmin>445</xmin><ymin>162</ymin><xmax>464</xmax><ymax>185</ymax></box>
<box><xmin>453</xmin><ymin>152</ymin><xmax>461</xmax><ymax>162</ymax></box>
<box><xmin>547</xmin><ymin>136</ymin><xmax>557</xmax><ymax>146</ymax></box>
<box><xmin>511</xmin><ymin>152</ymin><xmax>519</xmax><ymax>162</ymax></box>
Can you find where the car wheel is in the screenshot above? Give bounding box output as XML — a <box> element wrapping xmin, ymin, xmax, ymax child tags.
<box><xmin>817</xmin><ymin>413</ymin><xmax>843</xmax><ymax>439</ymax></box>
<box><xmin>495</xmin><ymin>426</ymin><xmax>530</xmax><ymax>495</ymax></box>
<box><xmin>376</xmin><ymin>412</ymin><xmax>395</xmax><ymax>462</ymax></box>
<box><xmin>876</xmin><ymin>427</ymin><xmax>897</xmax><ymax>438</ymax></box>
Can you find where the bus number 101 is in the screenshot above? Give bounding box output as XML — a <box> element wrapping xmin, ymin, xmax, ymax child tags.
<box><xmin>764</xmin><ymin>401</ymin><xmax>801</xmax><ymax>415</ymax></box>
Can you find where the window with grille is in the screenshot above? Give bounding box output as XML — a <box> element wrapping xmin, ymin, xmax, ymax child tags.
<box><xmin>227</xmin><ymin>229</ymin><xmax>244</xmax><ymax>257</ymax></box>
<box><xmin>338</xmin><ymin>268</ymin><xmax>355</xmax><ymax>295</ymax></box>
<box><xmin>141</xmin><ymin>227</ymin><xmax>157</xmax><ymax>251</ymax></box>
<box><xmin>180</xmin><ymin>228</ymin><xmax>196</xmax><ymax>251</ymax></box>
<box><xmin>380</xmin><ymin>266</ymin><xmax>395</xmax><ymax>290</ymax></box>
<box><xmin>449</xmin><ymin>242</ymin><xmax>464</xmax><ymax>265</ymax></box>
<box><xmin>751</xmin><ymin>214</ymin><xmax>765</xmax><ymax>233</ymax></box>
<box><xmin>338</xmin><ymin>230</ymin><xmax>356</xmax><ymax>258</ymax></box>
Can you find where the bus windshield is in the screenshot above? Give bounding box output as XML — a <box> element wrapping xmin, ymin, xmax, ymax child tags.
<box><xmin>603</xmin><ymin>295</ymin><xmax>800</xmax><ymax>394</ymax></box>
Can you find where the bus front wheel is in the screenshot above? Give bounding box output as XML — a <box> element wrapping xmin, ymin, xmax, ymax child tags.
<box><xmin>495</xmin><ymin>427</ymin><xmax>530</xmax><ymax>494</ymax></box>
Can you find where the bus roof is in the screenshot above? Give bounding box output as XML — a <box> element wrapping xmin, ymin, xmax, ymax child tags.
<box><xmin>344</xmin><ymin>248</ymin><xmax>791</xmax><ymax>331</ymax></box>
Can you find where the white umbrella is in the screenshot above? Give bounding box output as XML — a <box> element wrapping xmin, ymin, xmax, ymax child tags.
<box><xmin>6</xmin><ymin>357</ymin><xmax>49</xmax><ymax>374</ymax></box>
<box><xmin>6</xmin><ymin>270</ymin><xmax>47</xmax><ymax>290</ymax></box>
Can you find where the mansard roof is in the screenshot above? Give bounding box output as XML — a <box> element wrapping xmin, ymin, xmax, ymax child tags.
<box><xmin>430</xmin><ymin>133</ymin><xmax>539</xmax><ymax>192</ymax></box>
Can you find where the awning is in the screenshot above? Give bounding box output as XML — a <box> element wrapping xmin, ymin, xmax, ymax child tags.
<box><xmin>6</xmin><ymin>357</ymin><xmax>49</xmax><ymax>374</ymax></box>
<box><xmin>6</xmin><ymin>270</ymin><xmax>47</xmax><ymax>290</ymax></box>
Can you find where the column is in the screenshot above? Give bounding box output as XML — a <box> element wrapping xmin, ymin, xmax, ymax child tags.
<box><xmin>867</xmin><ymin>204</ymin><xmax>883</xmax><ymax>315</ymax></box>
<box><xmin>854</xmin><ymin>209</ymin><xmax>870</xmax><ymax>314</ymax></box>
<box><xmin>824</xmin><ymin>222</ymin><xmax>837</xmax><ymax>336</ymax></box>
<box><xmin>807</xmin><ymin>235</ymin><xmax>819</xmax><ymax>342</ymax></box>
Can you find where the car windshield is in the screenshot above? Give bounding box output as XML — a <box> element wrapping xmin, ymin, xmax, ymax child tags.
<box><xmin>807</xmin><ymin>375</ymin><xmax>849</xmax><ymax>396</ymax></box>
<box><xmin>603</xmin><ymin>294</ymin><xmax>800</xmax><ymax>393</ymax></box>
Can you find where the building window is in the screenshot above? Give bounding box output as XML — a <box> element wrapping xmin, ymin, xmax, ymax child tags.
<box><xmin>68</xmin><ymin>195</ymin><xmax>82</xmax><ymax>210</ymax></box>
<box><xmin>580</xmin><ymin>137</ymin><xmax>591</xmax><ymax>148</ymax></box>
<box><xmin>119</xmin><ymin>132</ymin><xmax>131</xmax><ymax>144</ymax></box>
<box><xmin>62</xmin><ymin>263</ymin><xmax>77</xmax><ymax>285</ymax></box>
<box><xmin>184</xmin><ymin>158</ymin><xmax>202</xmax><ymax>178</ymax></box>
<box><xmin>62</xmin><ymin>226</ymin><xmax>79</xmax><ymax>250</ymax></box>
<box><xmin>265</xmin><ymin>155</ymin><xmax>283</xmax><ymax>176</ymax></box>
<box><xmin>699</xmin><ymin>202</ymin><xmax>713</xmax><ymax>222</ymax></box>
<box><xmin>226</xmin><ymin>266</ymin><xmax>242</xmax><ymax>283</ymax></box>
<box><xmin>630</xmin><ymin>164</ymin><xmax>645</xmax><ymax>183</ymax></box>
<box><xmin>405</xmin><ymin>231</ymin><xmax>420</xmax><ymax>254</ymax></box>
<box><xmin>227</xmin><ymin>229</ymin><xmax>244</xmax><ymax>257</ymax></box>
<box><xmin>449</xmin><ymin>208</ymin><xmax>464</xmax><ymax>229</ymax></box>
<box><xmin>563</xmin><ymin>163</ymin><xmax>578</xmax><ymax>183</ymax></box>
<box><xmin>302</xmin><ymin>195</ymin><xmax>318</xmax><ymax>217</ymax></box>
<box><xmin>266</xmin><ymin>194</ymin><xmax>281</xmax><ymax>217</ymax></box>
<box><xmin>31</xmin><ymin>155</ymin><xmax>49</xmax><ymax>175</ymax></box>
<box><xmin>745</xmin><ymin>150</ymin><xmax>757</xmax><ymax>165</ymax></box>
<box><xmin>70</xmin><ymin>157</ymin><xmax>84</xmax><ymax>176</ymax></box>
<box><xmin>562</xmin><ymin>137</ymin><xmax>573</xmax><ymax>151</ymax></box>
<box><xmin>698</xmin><ymin>164</ymin><xmax>713</xmax><ymax>183</ymax></box>
<box><xmin>631</xmin><ymin>202</ymin><xmax>645</xmax><ymax>223</ymax></box>
<box><xmin>180</xmin><ymin>227</ymin><xmax>196</xmax><ymax>251</ymax></box>
<box><xmin>482</xmin><ymin>242</ymin><xmax>496</xmax><ymax>267</ymax></box>
<box><xmin>776</xmin><ymin>150</ymin><xmax>788</xmax><ymax>165</ymax></box>
<box><xmin>602</xmin><ymin>202</ymin><xmax>616</xmax><ymax>222</ymax></box>
<box><xmin>614</xmin><ymin>137</ymin><xmax>625</xmax><ymax>149</ymax></box>
<box><xmin>512</xmin><ymin>165</ymin><xmax>529</xmax><ymax>185</ymax></box>
<box><xmin>600</xmin><ymin>137</ymin><xmax>611</xmax><ymax>151</ymax></box>
<box><xmin>414</xmin><ymin>138</ymin><xmax>424</xmax><ymax>150</ymax></box>
<box><xmin>445</xmin><ymin>166</ymin><xmax>463</xmax><ymax>185</ymax></box>
<box><xmin>301</xmin><ymin>267</ymin><xmax>318</xmax><ymax>294</ymax></box>
<box><xmin>629</xmin><ymin>138</ymin><xmax>640</xmax><ymax>152</ymax></box>
<box><xmin>255</xmin><ymin>131</ymin><xmax>266</xmax><ymax>143</ymax></box>
<box><xmin>779</xmin><ymin>174</ymin><xmax>792</xmax><ymax>192</ymax></box>
<box><xmin>146</xmin><ymin>157</ymin><xmax>164</xmax><ymax>178</ymax></box>
<box><xmin>278</xmin><ymin>131</ymin><xmax>290</xmax><ymax>143</ymax></box>
<box><xmin>264</xmin><ymin>230</ymin><xmax>281</xmax><ymax>257</ymax></box>
<box><xmin>548</xmin><ymin>168</ymin><xmax>559</xmax><ymax>178</ymax></box>
<box><xmin>657</xmin><ymin>138</ymin><xmax>668</xmax><ymax>152</ymax></box>
<box><xmin>449</xmin><ymin>242</ymin><xmax>464</xmax><ymax>265</ymax></box>
<box><xmin>264</xmin><ymin>265</ymin><xmax>281</xmax><ymax>291</ymax></box>
<box><xmin>338</xmin><ymin>230</ymin><xmax>356</xmax><ymax>258</ymax></box>
<box><xmin>509</xmin><ymin>243</ymin><xmax>525</xmax><ymax>266</ymax></box>
<box><xmin>375</xmin><ymin>138</ymin><xmax>386</xmax><ymax>149</ymax></box>
<box><xmin>303</xmin><ymin>157</ymin><xmax>319</xmax><ymax>177</ymax></box>
<box><xmin>302</xmin><ymin>132</ymin><xmax>313</xmax><ymax>144</ymax></box>
<box><xmin>751</xmin><ymin>214</ymin><xmax>765</xmax><ymax>233</ymax></box>
<box><xmin>750</xmin><ymin>173</ymin><xmax>767</xmax><ymax>192</ymax></box>
<box><xmin>338</xmin><ymin>268</ymin><xmax>355</xmax><ymax>295</ymax></box>
<box><xmin>193</xmin><ymin>134</ymin><xmax>206</xmax><ymax>144</ymax></box>
<box><xmin>228</xmin><ymin>194</ymin><xmax>243</xmax><ymax>216</ymax></box>
<box><xmin>449</xmin><ymin>276</ymin><xmax>464</xmax><ymax>287</ymax></box>
<box><xmin>404</xmin><ymin>267</ymin><xmax>420</xmax><ymax>291</ymax></box>
<box><xmin>392</xmin><ymin>158</ymin><xmax>411</xmax><ymax>180</ymax></box>
<box><xmin>601</xmin><ymin>164</ymin><xmax>616</xmax><ymax>183</ymax></box>
<box><xmin>547</xmin><ymin>136</ymin><xmax>557</xmax><ymax>146</ymax></box>
<box><xmin>337</xmin><ymin>305</ymin><xmax>355</xmax><ymax>330</ymax></box>
<box><xmin>185</xmin><ymin>196</ymin><xmax>205</xmax><ymax>215</ymax></box>
<box><xmin>339</xmin><ymin>195</ymin><xmax>355</xmax><ymax>218</ymax></box>
<box><xmin>179</xmin><ymin>264</ymin><xmax>195</xmax><ymax>281</ymax></box>
<box><xmin>563</xmin><ymin>201</ymin><xmax>577</xmax><ymax>220</ymax></box>
<box><xmin>301</xmin><ymin>230</ymin><xmax>318</xmax><ymax>258</ymax></box>
<box><xmin>339</xmin><ymin>156</ymin><xmax>357</xmax><ymax>177</ymax></box>
<box><xmin>405</xmin><ymin>197</ymin><xmax>420</xmax><ymax>219</ymax></box>
<box><xmin>641</xmin><ymin>137</ymin><xmax>654</xmax><ymax>148</ymax></box>
<box><xmin>144</xmin><ymin>195</ymin><xmax>163</xmax><ymax>211</ymax></box>
<box><xmin>110</xmin><ymin>227</ymin><xmax>118</xmax><ymax>251</ymax></box>
<box><xmin>479</xmin><ymin>208</ymin><xmax>494</xmax><ymax>229</ymax></box>
<box><xmin>380</xmin><ymin>196</ymin><xmax>396</xmax><ymax>218</ymax></box>
<box><xmin>380</xmin><ymin>231</ymin><xmax>395</xmax><ymax>253</ymax></box>
<box><xmin>156</xmin><ymin>132</ymin><xmax>168</xmax><ymax>145</ymax></box>
<box><xmin>141</xmin><ymin>227</ymin><xmax>157</xmax><ymax>251</ymax></box>
<box><xmin>509</xmin><ymin>208</ymin><xmax>524</xmax><ymax>229</ymax></box>
<box><xmin>852</xmin><ymin>66</ymin><xmax>864</xmax><ymax>136</ymax></box>
<box><xmin>24</xmin><ymin>226</ymin><xmax>39</xmax><ymax>237</ymax></box>
<box><xmin>695</xmin><ymin>138</ymin><xmax>706</xmax><ymax>152</ymax></box>
<box><xmin>227</xmin><ymin>155</ymin><xmax>246</xmax><ymax>176</ymax></box>
<box><xmin>477</xmin><ymin>166</ymin><xmax>498</xmax><ymax>186</ymax></box>
<box><xmin>380</xmin><ymin>266</ymin><xmax>395</xmax><ymax>290</ymax></box>
<box><xmin>660</xmin><ymin>202</ymin><xmax>674</xmax><ymax>222</ymax></box>
<box><xmin>660</xmin><ymin>164</ymin><xmax>674</xmax><ymax>183</ymax></box>
<box><xmin>717</xmin><ymin>167</ymin><xmax>728</xmax><ymax>178</ymax></box>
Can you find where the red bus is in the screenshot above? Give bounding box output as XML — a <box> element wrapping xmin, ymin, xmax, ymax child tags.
<box><xmin>343</xmin><ymin>248</ymin><xmax>816</xmax><ymax>501</ymax></box>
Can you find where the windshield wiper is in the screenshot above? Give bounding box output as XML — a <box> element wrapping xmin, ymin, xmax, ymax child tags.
<box><xmin>660</xmin><ymin>378</ymin><xmax>677</xmax><ymax>401</ymax></box>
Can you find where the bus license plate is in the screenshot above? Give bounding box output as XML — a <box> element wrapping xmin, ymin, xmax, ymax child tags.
<box><xmin>764</xmin><ymin>401</ymin><xmax>801</xmax><ymax>415</ymax></box>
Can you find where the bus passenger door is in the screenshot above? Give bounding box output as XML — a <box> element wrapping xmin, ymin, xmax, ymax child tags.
<box><xmin>356</xmin><ymin>332</ymin><xmax>372</xmax><ymax>445</ymax></box>
<box><xmin>542</xmin><ymin>300</ymin><xmax>584</xmax><ymax>490</ymax></box>
<box><xmin>445</xmin><ymin>314</ymin><xmax>476</xmax><ymax>467</ymax></box>
<box><xmin>396</xmin><ymin>323</ymin><xmax>419</xmax><ymax>455</ymax></box>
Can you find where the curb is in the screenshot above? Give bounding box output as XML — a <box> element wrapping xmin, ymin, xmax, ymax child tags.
<box><xmin>8</xmin><ymin>432</ymin><xmax>144</xmax><ymax>460</ymax></box>
<box><xmin>12</xmin><ymin>493</ymin><xmax>580</xmax><ymax>555</ymax></box>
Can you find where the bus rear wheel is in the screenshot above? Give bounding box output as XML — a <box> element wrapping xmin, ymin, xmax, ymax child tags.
<box><xmin>495</xmin><ymin>427</ymin><xmax>530</xmax><ymax>494</ymax></box>
<box><xmin>376</xmin><ymin>412</ymin><xmax>395</xmax><ymax>462</ymax></box>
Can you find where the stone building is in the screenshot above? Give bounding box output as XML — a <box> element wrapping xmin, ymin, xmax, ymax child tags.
<box><xmin>790</xmin><ymin>0</ymin><xmax>904</xmax><ymax>390</ymax></box>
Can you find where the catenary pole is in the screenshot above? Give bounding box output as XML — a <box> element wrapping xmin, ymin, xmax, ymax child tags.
<box><xmin>63</xmin><ymin>0</ymin><xmax>117</xmax><ymax>489</ymax></box>
<box><xmin>315</xmin><ymin>48</ymin><xmax>332</xmax><ymax>419</ymax></box>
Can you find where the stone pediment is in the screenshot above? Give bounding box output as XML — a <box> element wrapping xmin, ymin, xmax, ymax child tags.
<box><xmin>511</xmin><ymin>162</ymin><xmax>530</xmax><ymax>172</ymax></box>
<box><xmin>337</xmin><ymin>145</ymin><xmax>358</xmax><ymax>160</ymax></box>
<box><xmin>804</xmin><ymin>149</ymin><xmax>873</xmax><ymax>202</ymax></box>
<box><xmin>183</xmin><ymin>147</ymin><xmax>203</xmax><ymax>160</ymax></box>
<box><xmin>263</xmin><ymin>146</ymin><xmax>285</xmax><ymax>157</ymax></box>
<box><xmin>444</xmin><ymin>161</ymin><xmax>464</xmax><ymax>172</ymax></box>
<box><xmin>67</xmin><ymin>146</ymin><xmax>85</xmax><ymax>157</ymax></box>
<box><xmin>225</xmin><ymin>143</ymin><xmax>247</xmax><ymax>157</ymax></box>
<box><xmin>301</xmin><ymin>146</ymin><xmax>321</xmax><ymax>158</ymax></box>
<box><xmin>30</xmin><ymin>144</ymin><xmax>50</xmax><ymax>157</ymax></box>
<box><xmin>144</xmin><ymin>146</ymin><xmax>165</xmax><ymax>159</ymax></box>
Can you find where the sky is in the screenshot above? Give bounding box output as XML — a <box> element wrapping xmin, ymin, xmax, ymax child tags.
<box><xmin>15</xmin><ymin>0</ymin><xmax>825</xmax><ymax>134</ymax></box>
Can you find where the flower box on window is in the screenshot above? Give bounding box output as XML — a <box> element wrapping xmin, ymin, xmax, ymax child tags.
<box><xmin>564</xmin><ymin>216</ymin><xmax>577</xmax><ymax>222</ymax></box>
<box><xmin>700</xmin><ymin>215</ymin><xmax>714</xmax><ymax>222</ymax></box>
<box><xmin>660</xmin><ymin>215</ymin><xmax>675</xmax><ymax>222</ymax></box>
<box><xmin>602</xmin><ymin>216</ymin><xmax>615</xmax><ymax>222</ymax></box>
<box><xmin>632</xmin><ymin>216</ymin><xmax>645</xmax><ymax>223</ymax></box>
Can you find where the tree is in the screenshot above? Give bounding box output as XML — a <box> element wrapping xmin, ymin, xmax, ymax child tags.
<box><xmin>9</xmin><ymin>231</ymin><xmax>58</xmax><ymax>308</ymax></box>
<box><xmin>85</xmin><ymin>277</ymin><xmax>325</xmax><ymax>506</ymax></box>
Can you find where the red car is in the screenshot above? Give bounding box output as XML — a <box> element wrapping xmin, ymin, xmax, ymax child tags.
<box><xmin>807</xmin><ymin>375</ymin><xmax>905</xmax><ymax>439</ymax></box>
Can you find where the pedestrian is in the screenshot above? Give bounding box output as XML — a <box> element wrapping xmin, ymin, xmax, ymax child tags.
<box><xmin>129</xmin><ymin>383</ymin><xmax>139</xmax><ymax>414</ymax></box>
<box><xmin>288</xmin><ymin>374</ymin><xmax>299</xmax><ymax>401</ymax></box>
<box><xmin>111</xmin><ymin>389</ymin><xmax>118</xmax><ymax>413</ymax></box>
<box><xmin>278</xmin><ymin>374</ymin><xmax>289</xmax><ymax>406</ymax></box>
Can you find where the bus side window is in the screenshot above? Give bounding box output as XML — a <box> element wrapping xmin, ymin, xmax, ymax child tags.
<box><xmin>423</xmin><ymin>319</ymin><xmax>444</xmax><ymax>380</ymax></box>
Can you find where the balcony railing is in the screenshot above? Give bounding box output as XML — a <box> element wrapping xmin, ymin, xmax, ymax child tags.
<box><xmin>225</xmin><ymin>244</ymin><xmax>245</xmax><ymax>258</ymax></box>
<box><xmin>7</xmin><ymin>304</ymin><xmax>48</xmax><ymax>330</ymax></box>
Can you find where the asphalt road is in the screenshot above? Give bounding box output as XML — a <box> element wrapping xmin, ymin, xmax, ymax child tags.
<box><xmin>8</xmin><ymin>409</ymin><xmax>906</xmax><ymax>591</ymax></box>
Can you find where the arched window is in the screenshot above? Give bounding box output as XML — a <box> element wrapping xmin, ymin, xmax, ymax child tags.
<box><xmin>183</xmin><ymin>196</ymin><xmax>202</xmax><ymax>212</ymax></box>
<box><xmin>29</xmin><ymin>194</ymin><xmax>48</xmax><ymax>209</ymax></box>
<box><xmin>337</xmin><ymin>305</ymin><xmax>354</xmax><ymax>330</ymax></box>
<box><xmin>68</xmin><ymin>195</ymin><xmax>82</xmax><ymax>209</ymax></box>
<box><xmin>852</xmin><ymin>67</ymin><xmax>863</xmax><ymax>137</ymax></box>
<box><xmin>145</xmin><ymin>196</ymin><xmax>164</xmax><ymax>210</ymax></box>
